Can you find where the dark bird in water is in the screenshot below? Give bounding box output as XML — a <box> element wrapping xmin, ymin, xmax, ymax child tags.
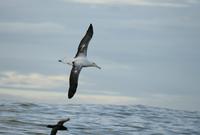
<box><xmin>59</xmin><ymin>24</ymin><xmax>101</xmax><ymax>99</ymax></box>
<box><xmin>47</xmin><ymin>118</ymin><xmax>70</xmax><ymax>135</ymax></box>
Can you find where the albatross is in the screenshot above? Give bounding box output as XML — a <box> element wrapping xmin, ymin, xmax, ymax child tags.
<box><xmin>59</xmin><ymin>24</ymin><xmax>101</xmax><ymax>99</ymax></box>
<box><xmin>47</xmin><ymin>118</ymin><xmax>70</xmax><ymax>135</ymax></box>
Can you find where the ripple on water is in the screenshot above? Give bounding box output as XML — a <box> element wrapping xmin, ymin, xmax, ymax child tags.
<box><xmin>0</xmin><ymin>102</ymin><xmax>200</xmax><ymax>135</ymax></box>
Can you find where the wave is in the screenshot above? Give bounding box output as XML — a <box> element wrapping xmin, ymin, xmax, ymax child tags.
<box><xmin>0</xmin><ymin>101</ymin><xmax>200</xmax><ymax>135</ymax></box>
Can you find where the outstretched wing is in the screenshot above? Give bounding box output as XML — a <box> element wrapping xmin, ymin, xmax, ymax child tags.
<box><xmin>57</xmin><ymin>118</ymin><xmax>70</xmax><ymax>126</ymax></box>
<box><xmin>75</xmin><ymin>24</ymin><xmax>93</xmax><ymax>58</ymax></box>
<box><xmin>68</xmin><ymin>65</ymin><xmax>82</xmax><ymax>99</ymax></box>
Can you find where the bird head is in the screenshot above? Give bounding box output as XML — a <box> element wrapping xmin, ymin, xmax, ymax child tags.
<box><xmin>58</xmin><ymin>125</ymin><xmax>68</xmax><ymax>130</ymax></box>
<box><xmin>92</xmin><ymin>62</ymin><xmax>101</xmax><ymax>69</ymax></box>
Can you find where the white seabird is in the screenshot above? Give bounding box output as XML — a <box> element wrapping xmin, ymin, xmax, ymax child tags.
<box><xmin>59</xmin><ymin>24</ymin><xmax>101</xmax><ymax>99</ymax></box>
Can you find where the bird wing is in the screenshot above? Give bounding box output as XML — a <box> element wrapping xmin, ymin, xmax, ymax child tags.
<box><xmin>75</xmin><ymin>24</ymin><xmax>93</xmax><ymax>58</ymax></box>
<box><xmin>68</xmin><ymin>65</ymin><xmax>82</xmax><ymax>99</ymax></box>
<box><xmin>50</xmin><ymin>128</ymin><xmax>58</xmax><ymax>135</ymax></box>
<box><xmin>57</xmin><ymin>118</ymin><xmax>70</xmax><ymax>126</ymax></box>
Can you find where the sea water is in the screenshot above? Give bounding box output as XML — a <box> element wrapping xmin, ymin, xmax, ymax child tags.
<box><xmin>0</xmin><ymin>101</ymin><xmax>200</xmax><ymax>135</ymax></box>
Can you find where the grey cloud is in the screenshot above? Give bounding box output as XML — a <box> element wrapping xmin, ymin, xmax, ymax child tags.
<box><xmin>66</xmin><ymin>0</ymin><xmax>198</xmax><ymax>7</ymax></box>
<box><xmin>0</xmin><ymin>22</ymin><xmax>65</xmax><ymax>34</ymax></box>
<box><xmin>0</xmin><ymin>71</ymin><xmax>66</xmax><ymax>90</ymax></box>
<box><xmin>0</xmin><ymin>0</ymin><xmax>200</xmax><ymax>110</ymax></box>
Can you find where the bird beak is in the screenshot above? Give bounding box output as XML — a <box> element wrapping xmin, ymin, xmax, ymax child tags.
<box><xmin>96</xmin><ymin>65</ymin><xmax>101</xmax><ymax>69</ymax></box>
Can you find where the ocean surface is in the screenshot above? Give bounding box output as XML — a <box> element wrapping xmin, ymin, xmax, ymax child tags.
<box><xmin>0</xmin><ymin>101</ymin><xmax>200</xmax><ymax>135</ymax></box>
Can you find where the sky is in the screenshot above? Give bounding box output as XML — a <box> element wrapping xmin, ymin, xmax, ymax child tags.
<box><xmin>0</xmin><ymin>0</ymin><xmax>200</xmax><ymax>111</ymax></box>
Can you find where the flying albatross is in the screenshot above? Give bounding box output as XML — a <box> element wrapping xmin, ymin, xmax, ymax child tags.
<box><xmin>47</xmin><ymin>118</ymin><xmax>70</xmax><ymax>135</ymax></box>
<box><xmin>59</xmin><ymin>24</ymin><xmax>101</xmax><ymax>99</ymax></box>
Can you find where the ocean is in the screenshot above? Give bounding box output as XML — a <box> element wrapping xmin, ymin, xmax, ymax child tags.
<box><xmin>0</xmin><ymin>101</ymin><xmax>200</xmax><ymax>135</ymax></box>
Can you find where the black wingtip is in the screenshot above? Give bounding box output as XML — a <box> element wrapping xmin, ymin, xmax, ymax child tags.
<box><xmin>68</xmin><ymin>88</ymin><xmax>75</xmax><ymax>99</ymax></box>
<box><xmin>88</xmin><ymin>24</ymin><xmax>93</xmax><ymax>34</ymax></box>
<box><xmin>68</xmin><ymin>95</ymin><xmax>73</xmax><ymax>99</ymax></box>
<box><xmin>68</xmin><ymin>92</ymin><xmax>74</xmax><ymax>99</ymax></box>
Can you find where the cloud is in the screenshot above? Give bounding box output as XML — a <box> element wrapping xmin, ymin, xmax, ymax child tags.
<box><xmin>0</xmin><ymin>22</ymin><xmax>65</xmax><ymax>34</ymax></box>
<box><xmin>2</xmin><ymin>88</ymin><xmax>198</xmax><ymax>110</ymax></box>
<box><xmin>0</xmin><ymin>71</ymin><xmax>67</xmax><ymax>90</ymax></box>
<box><xmin>80</xmin><ymin>88</ymin><xmax>122</xmax><ymax>97</ymax></box>
<box><xmin>0</xmin><ymin>88</ymin><xmax>138</xmax><ymax>105</ymax></box>
<box><xmin>65</xmin><ymin>0</ymin><xmax>197</xmax><ymax>7</ymax></box>
<box><xmin>76</xmin><ymin>94</ymin><xmax>138</xmax><ymax>105</ymax></box>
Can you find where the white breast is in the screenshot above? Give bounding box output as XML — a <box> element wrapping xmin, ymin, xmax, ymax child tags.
<box><xmin>73</xmin><ymin>57</ymin><xmax>91</xmax><ymax>67</ymax></box>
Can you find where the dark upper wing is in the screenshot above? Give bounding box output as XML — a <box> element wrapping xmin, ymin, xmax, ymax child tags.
<box><xmin>75</xmin><ymin>24</ymin><xmax>93</xmax><ymax>58</ymax></box>
<box><xmin>57</xmin><ymin>118</ymin><xmax>70</xmax><ymax>126</ymax></box>
<box><xmin>47</xmin><ymin>125</ymin><xmax>58</xmax><ymax>135</ymax></box>
<box><xmin>68</xmin><ymin>65</ymin><xmax>82</xmax><ymax>99</ymax></box>
<box><xmin>50</xmin><ymin>128</ymin><xmax>58</xmax><ymax>135</ymax></box>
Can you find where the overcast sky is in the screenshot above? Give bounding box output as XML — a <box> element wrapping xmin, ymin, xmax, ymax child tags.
<box><xmin>0</xmin><ymin>0</ymin><xmax>200</xmax><ymax>111</ymax></box>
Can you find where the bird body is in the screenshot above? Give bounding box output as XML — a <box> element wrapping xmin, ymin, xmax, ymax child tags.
<box><xmin>59</xmin><ymin>24</ymin><xmax>101</xmax><ymax>99</ymax></box>
<box><xmin>73</xmin><ymin>57</ymin><xmax>99</xmax><ymax>68</ymax></box>
<box><xmin>62</xmin><ymin>56</ymin><xmax>100</xmax><ymax>68</ymax></box>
